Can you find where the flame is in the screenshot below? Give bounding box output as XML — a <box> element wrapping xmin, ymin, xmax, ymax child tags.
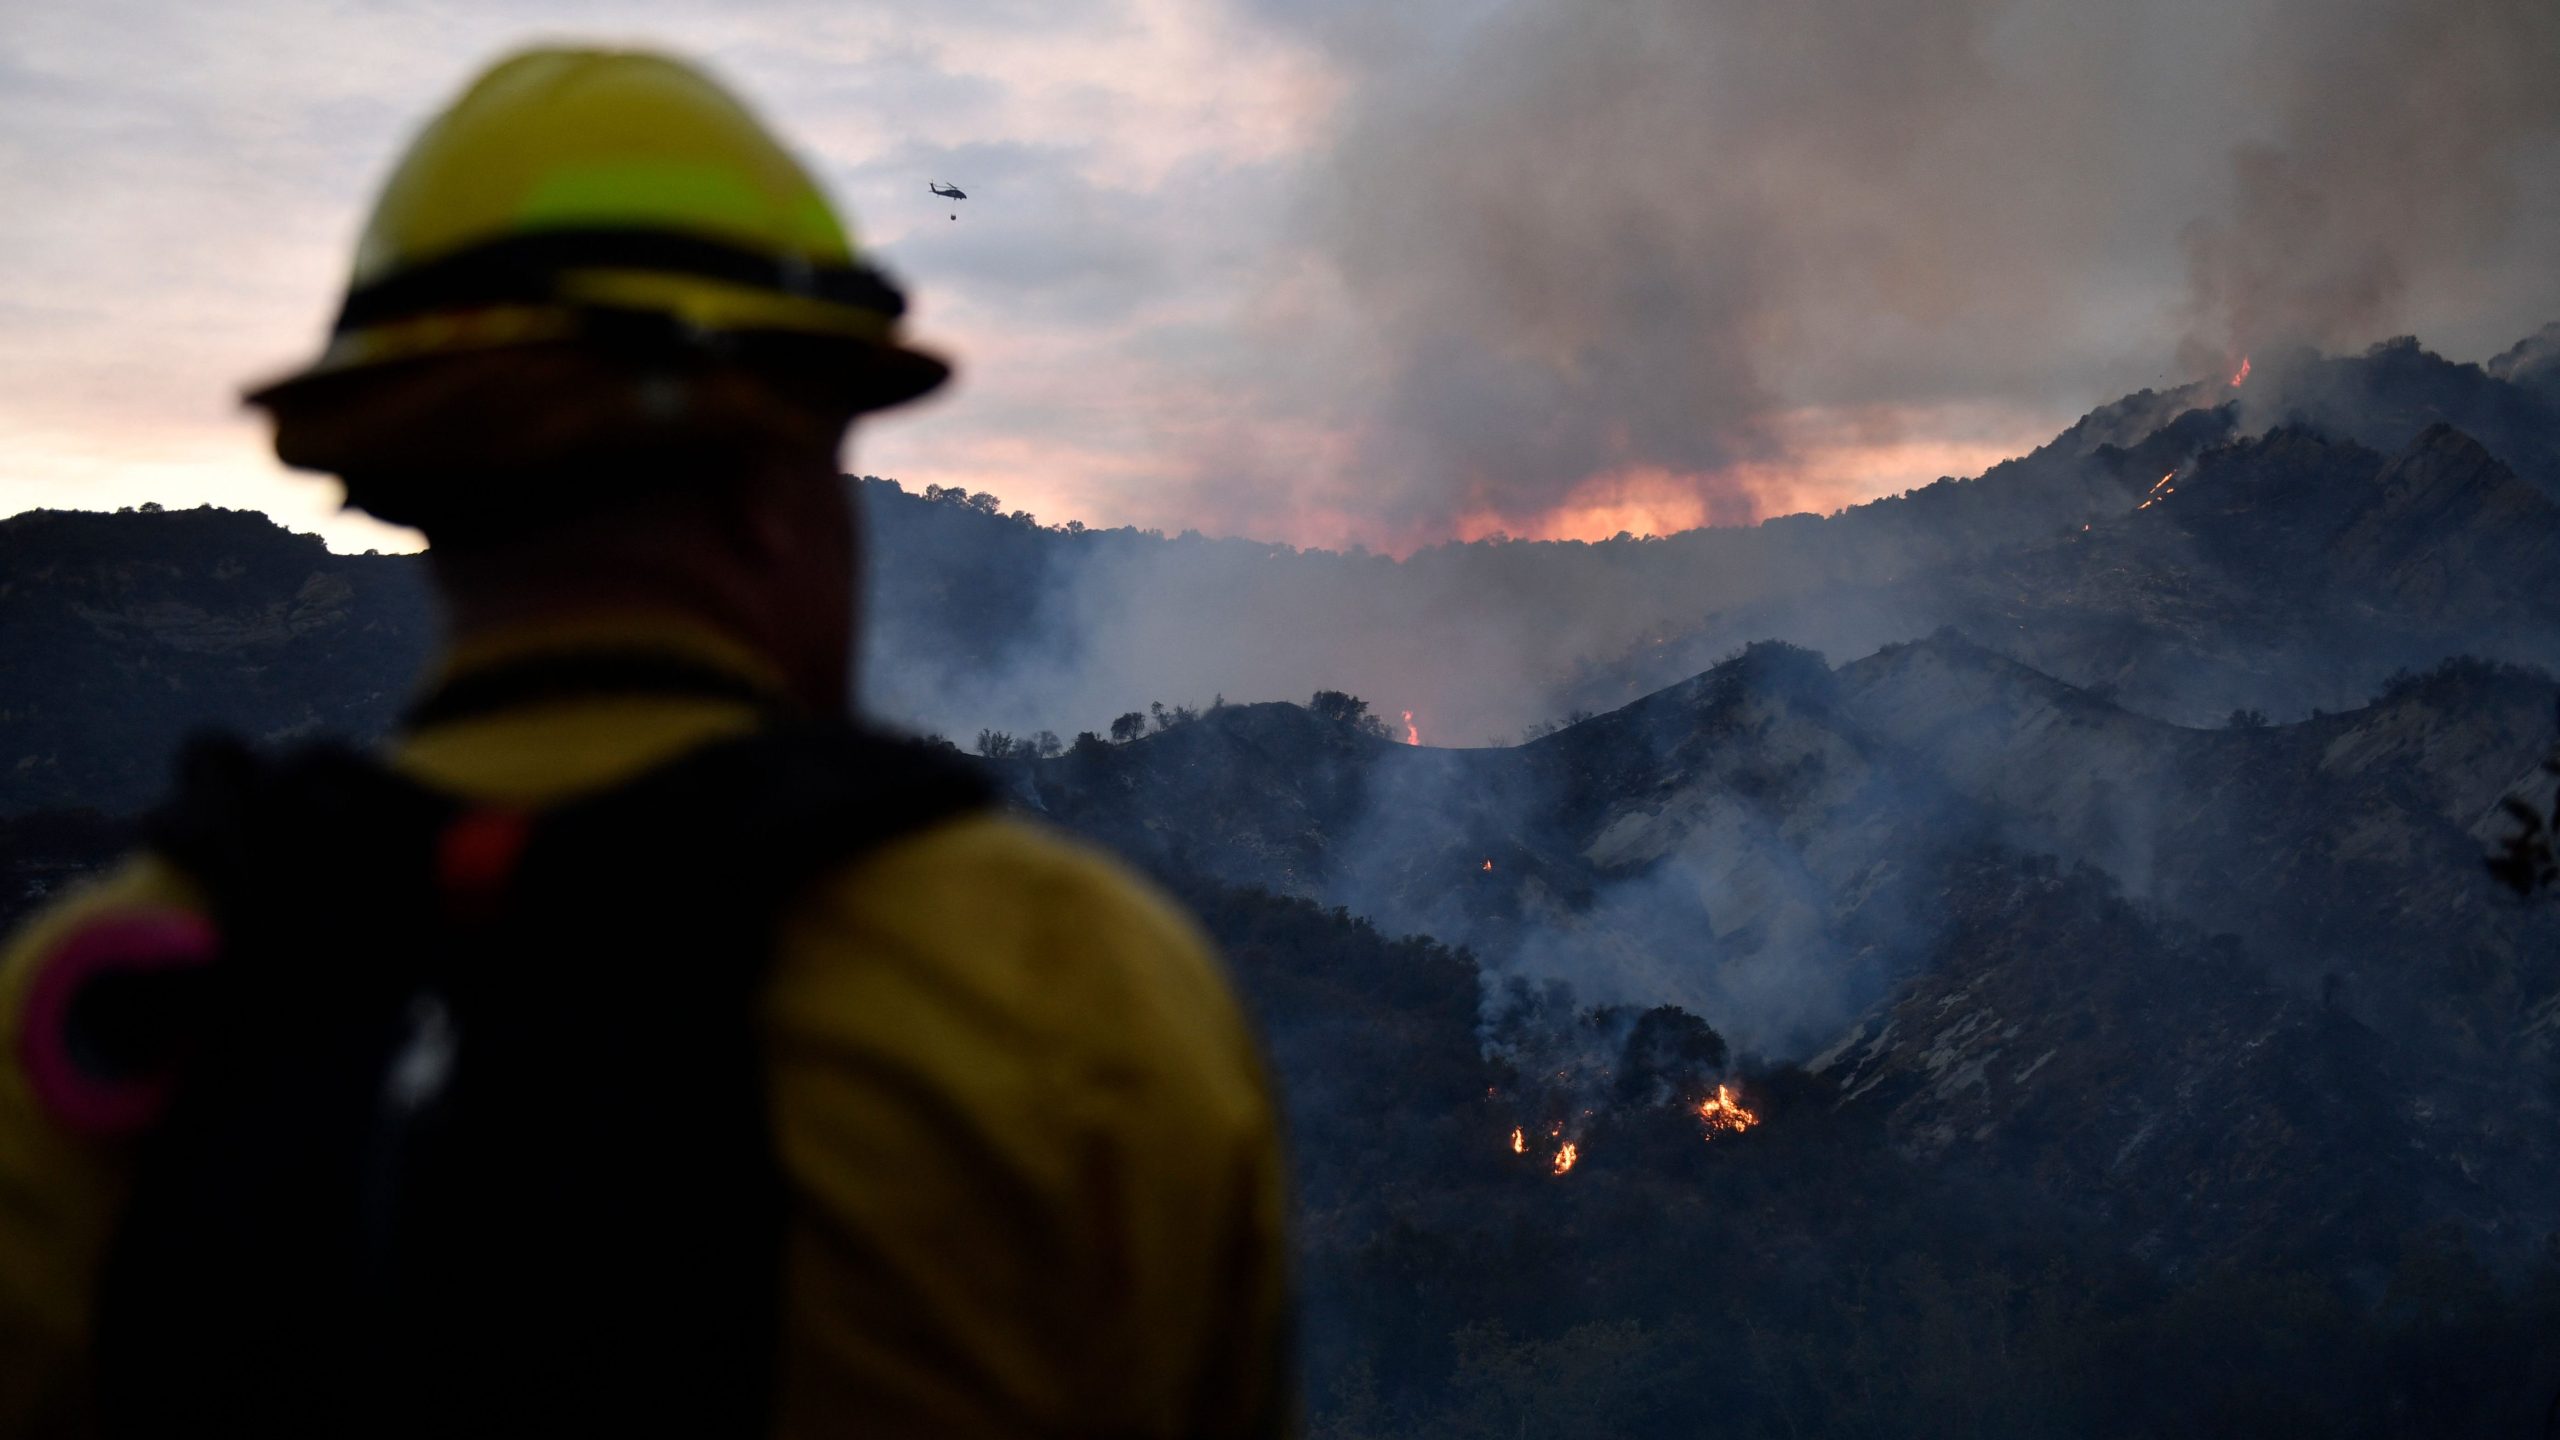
<box><xmin>2228</xmin><ymin>355</ymin><xmax>2252</xmax><ymax>388</ymax></box>
<box><xmin>1401</xmin><ymin>710</ymin><xmax>1420</xmax><ymax>746</ymax></box>
<box><xmin>1552</xmin><ymin>1142</ymin><xmax>1579</xmax><ymax>1176</ymax></box>
<box><xmin>2135</xmin><ymin>470</ymin><xmax>2178</xmax><ymax>512</ymax></box>
<box><xmin>1510</xmin><ymin>1126</ymin><xmax>1525</xmax><ymax>1154</ymax></box>
<box><xmin>1481</xmin><ymin>859</ymin><xmax>1494</xmax><ymax>872</ymax></box>
<box><xmin>1697</xmin><ymin>1082</ymin><xmax>1760</xmax><ymax>1137</ymax></box>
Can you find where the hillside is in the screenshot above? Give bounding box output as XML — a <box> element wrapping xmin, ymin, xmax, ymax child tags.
<box><xmin>5</xmin><ymin>329</ymin><xmax>2559</xmax><ymax>1433</ymax></box>
<box><xmin>4</xmin><ymin>330</ymin><xmax>2551</xmax><ymax>816</ymax></box>
<box><xmin>0</xmin><ymin>505</ymin><xmax>433</xmax><ymax>814</ymax></box>
<box><xmin>1006</xmin><ymin>639</ymin><xmax>2560</xmax><ymax>1260</ymax></box>
<box><xmin>863</xmin><ymin>331</ymin><xmax>2560</xmax><ymax>741</ymax></box>
<box><xmin>1562</xmin><ymin>421</ymin><xmax>2560</xmax><ymax>726</ymax></box>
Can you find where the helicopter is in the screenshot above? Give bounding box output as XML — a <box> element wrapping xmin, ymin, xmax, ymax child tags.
<box><xmin>928</xmin><ymin>180</ymin><xmax>968</xmax><ymax>219</ymax></box>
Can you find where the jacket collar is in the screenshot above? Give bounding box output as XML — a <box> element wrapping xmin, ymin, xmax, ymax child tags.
<box><xmin>415</xmin><ymin>611</ymin><xmax>802</xmax><ymax>726</ymax></box>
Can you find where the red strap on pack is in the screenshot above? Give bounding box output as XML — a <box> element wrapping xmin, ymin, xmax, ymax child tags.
<box><xmin>19</xmin><ymin>909</ymin><xmax>219</xmax><ymax>1138</ymax></box>
<box><xmin>437</xmin><ymin>807</ymin><xmax>532</xmax><ymax>926</ymax></box>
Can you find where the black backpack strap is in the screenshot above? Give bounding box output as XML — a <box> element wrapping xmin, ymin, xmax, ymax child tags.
<box><xmin>88</xmin><ymin>722</ymin><xmax>992</xmax><ymax>1439</ymax></box>
<box><xmin>401</xmin><ymin>648</ymin><xmax>800</xmax><ymax>733</ymax></box>
<box><xmin>515</xmin><ymin>720</ymin><xmax>994</xmax><ymax>915</ymax></box>
<box><xmin>147</xmin><ymin>730</ymin><xmax>460</xmax><ymax>945</ymax></box>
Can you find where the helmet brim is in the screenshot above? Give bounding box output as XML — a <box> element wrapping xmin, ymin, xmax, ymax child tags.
<box><xmin>244</xmin><ymin>325</ymin><xmax>951</xmax><ymax>499</ymax></box>
<box><xmin>245</xmin><ymin>324</ymin><xmax>951</xmax><ymax>424</ymax></box>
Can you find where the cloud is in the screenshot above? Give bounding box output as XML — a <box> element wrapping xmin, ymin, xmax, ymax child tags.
<box><xmin>1198</xmin><ymin>0</ymin><xmax>2560</xmax><ymax>543</ymax></box>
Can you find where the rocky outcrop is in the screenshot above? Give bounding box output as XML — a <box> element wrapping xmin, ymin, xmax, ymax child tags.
<box><xmin>0</xmin><ymin>506</ymin><xmax>433</xmax><ymax>814</ymax></box>
<box><xmin>2327</xmin><ymin>424</ymin><xmax>2560</xmax><ymax>617</ymax></box>
<box><xmin>1808</xmin><ymin>858</ymin><xmax>2420</xmax><ymax>1266</ymax></box>
<box><xmin>2487</xmin><ymin>321</ymin><xmax>2560</xmax><ymax>404</ymax></box>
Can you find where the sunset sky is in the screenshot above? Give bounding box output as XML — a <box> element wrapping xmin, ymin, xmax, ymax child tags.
<box><xmin>3</xmin><ymin>0</ymin><xmax>2554</xmax><ymax>554</ymax></box>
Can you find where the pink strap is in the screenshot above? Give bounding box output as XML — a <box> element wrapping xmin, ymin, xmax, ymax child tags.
<box><xmin>18</xmin><ymin>909</ymin><xmax>219</xmax><ymax>1137</ymax></box>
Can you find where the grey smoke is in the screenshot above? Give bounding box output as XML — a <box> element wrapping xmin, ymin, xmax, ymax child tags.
<box><xmin>2178</xmin><ymin>0</ymin><xmax>2560</xmax><ymax>372</ymax></box>
<box><xmin>1209</xmin><ymin>0</ymin><xmax>2560</xmax><ymax>538</ymax></box>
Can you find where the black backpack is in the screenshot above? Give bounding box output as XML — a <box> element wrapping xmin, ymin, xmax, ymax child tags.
<box><xmin>66</xmin><ymin>718</ymin><xmax>989</xmax><ymax>1437</ymax></box>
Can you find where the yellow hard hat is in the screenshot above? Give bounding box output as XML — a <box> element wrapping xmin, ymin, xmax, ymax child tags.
<box><xmin>246</xmin><ymin>47</ymin><xmax>947</xmax><ymax>451</ymax></box>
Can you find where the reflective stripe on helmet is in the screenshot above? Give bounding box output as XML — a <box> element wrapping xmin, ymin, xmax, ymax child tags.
<box><xmin>332</xmin><ymin>226</ymin><xmax>906</xmax><ymax>334</ymax></box>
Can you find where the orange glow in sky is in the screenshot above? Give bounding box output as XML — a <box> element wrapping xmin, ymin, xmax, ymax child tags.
<box><xmin>1431</xmin><ymin>416</ymin><xmax>2053</xmax><ymax>550</ymax></box>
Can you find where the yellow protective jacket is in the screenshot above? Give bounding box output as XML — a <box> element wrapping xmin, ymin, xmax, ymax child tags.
<box><xmin>0</xmin><ymin>617</ymin><xmax>1291</xmax><ymax>1438</ymax></box>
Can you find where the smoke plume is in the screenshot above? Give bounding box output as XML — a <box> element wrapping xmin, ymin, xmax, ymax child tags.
<box><xmin>1221</xmin><ymin>0</ymin><xmax>2560</xmax><ymax>542</ymax></box>
<box><xmin>2178</xmin><ymin>0</ymin><xmax>2560</xmax><ymax>371</ymax></box>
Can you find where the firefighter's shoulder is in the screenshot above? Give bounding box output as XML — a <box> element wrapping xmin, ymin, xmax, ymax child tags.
<box><xmin>769</xmin><ymin>810</ymin><xmax>1264</xmax><ymax>1115</ymax></box>
<box><xmin>759</xmin><ymin>812</ymin><xmax>1281</xmax><ymax>1432</ymax></box>
<box><xmin>0</xmin><ymin>852</ymin><xmax>209</xmax><ymax>1435</ymax></box>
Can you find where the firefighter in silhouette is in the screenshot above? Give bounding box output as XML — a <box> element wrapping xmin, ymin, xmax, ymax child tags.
<box><xmin>0</xmin><ymin>48</ymin><xmax>1289</xmax><ymax>1438</ymax></box>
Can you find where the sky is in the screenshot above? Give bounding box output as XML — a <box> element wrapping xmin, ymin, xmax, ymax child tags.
<box><xmin>3</xmin><ymin>0</ymin><xmax>2556</xmax><ymax>555</ymax></box>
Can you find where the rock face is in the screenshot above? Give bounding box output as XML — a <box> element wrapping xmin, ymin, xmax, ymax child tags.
<box><xmin>1806</xmin><ymin>858</ymin><xmax>2417</xmax><ymax>1269</ymax></box>
<box><xmin>0</xmin><ymin>506</ymin><xmax>435</xmax><ymax>814</ymax></box>
<box><xmin>2330</xmin><ymin>423</ymin><xmax>2560</xmax><ymax>616</ymax></box>
<box><xmin>2488</xmin><ymin>321</ymin><xmax>2560</xmax><ymax>405</ymax></box>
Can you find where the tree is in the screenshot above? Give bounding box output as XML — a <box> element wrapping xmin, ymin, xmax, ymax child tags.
<box><xmin>973</xmin><ymin>729</ymin><xmax>1017</xmax><ymax>760</ymax></box>
<box><xmin>1031</xmin><ymin>730</ymin><xmax>1063</xmax><ymax>760</ymax></box>
<box><xmin>2226</xmin><ymin>708</ymin><xmax>2270</xmax><ymax>729</ymax></box>
<box><xmin>1109</xmin><ymin>712</ymin><xmax>1147</xmax><ymax>744</ymax></box>
<box><xmin>1612</xmin><ymin>1006</ymin><xmax>1729</xmax><ymax>1108</ymax></box>
<box><xmin>1309</xmin><ymin>691</ymin><xmax>1393</xmax><ymax>739</ymax></box>
<box><xmin>1309</xmin><ymin>690</ymin><xmax>1370</xmax><ymax>727</ymax></box>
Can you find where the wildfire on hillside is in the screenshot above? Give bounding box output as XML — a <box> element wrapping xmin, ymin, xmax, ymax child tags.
<box><xmin>1402</xmin><ymin>710</ymin><xmax>1421</xmax><ymax>745</ymax></box>
<box><xmin>1697</xmin><ymin>1083</ymin><xmax>1761</xmax><ymax>1136</ymax></box>
<box><xmin>1504</xmin><ymin>1082</ymin><xmax>1763</xmax><ymax>1176</ymax></box>
<box><xmin>2229</xmin><ymin>354</ymin><xmax>2252</xmax><ymax>388</ymax></box>
<box><xmin>2136</xmin><ymin>470</ymin><xmax>2178</xmax><ymax>511</ymax></box>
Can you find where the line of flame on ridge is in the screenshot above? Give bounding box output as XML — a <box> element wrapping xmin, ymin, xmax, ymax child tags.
<box><xmin>1502</xmin><ymin>1082</ymin><xmax>1763</xmax><ymax>1176</ymax></box>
